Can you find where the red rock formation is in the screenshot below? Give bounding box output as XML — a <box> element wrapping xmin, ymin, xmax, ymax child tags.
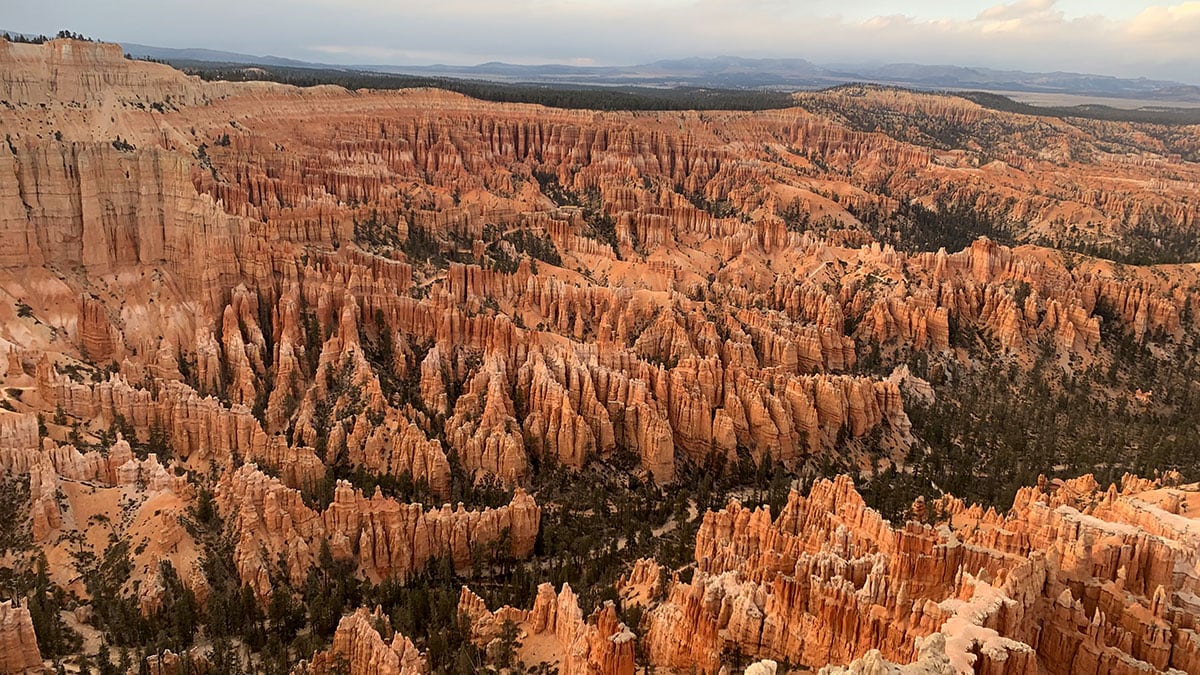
<box><xmin>617</xmin><ymin>558</ymin><xmax>664</xmax><ymax>608</ymax></box>
<box><xmin>216</xmin><ymin>464</ymin><xmax>540</xmax><ymax>599</ymax></box>
<box><xmin>459</xmin><ymin>582</ymin><xmax>635</xmax><ymax>675</ymax></box>
<box><xmin>0</xmin><ymin>601</ymin><xmax>42</xmax><ymax>674</ymax></box>
<box><xmin>0</xmin><ymin>430</ymin><xmax>189</xmax><ymax>545</ymax></box>
<box><xmin>817</xmin><ymin>633</ymin><xmax>954</xmax><ymax>674</ymax></box>
<box><xmin>0</xmin><ymin>412</ymin><xmax>38</xmax><ymax>454</ymax></box>
<box><xmin>145</xmin><ymin>649</ymin><xmax>208</xmax><ymax>675</ymax></box>
<box><xmin>3</xmin><ymin>40</ymin><xmax>1200</xmax><ymax>672</ymax></box>
<box><xmin>644</xmin><ymin>474</ymin><xmax>1200</xmax><ymax>674</ymax></box>
<box><xmin>340</xmin><ymin>412</ymin><xmax>453</xmax><ymax>496</ymax></box>
<box><xmin>37</xmin><ymin>363</ymin><xmax>328</xmax><ymax>489</ymax></box>
<box><xmin>306</xmin><ymin>608</ymin><xmax>427</xmax><ymax>675</ymax></box>
<box><xmin>4</xmin><ymin>38</ymin><xmax>1193</xmax><ymax>494</ymax></box>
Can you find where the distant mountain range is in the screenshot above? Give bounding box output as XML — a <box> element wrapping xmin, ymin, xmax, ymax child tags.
<box><xmin>361</xmin><ymin>57</ymin><xmax>1200</xmax><ymax>102</ymax></box>
<box><xmin>7</xmin><ymin>30</ymin><xmax>1199</xmax><ymax>103</ymax></box>
<box><xmin>122</xmin><ymin>43</ymin><xmax>320</xmax><ymax>69</ymax></box>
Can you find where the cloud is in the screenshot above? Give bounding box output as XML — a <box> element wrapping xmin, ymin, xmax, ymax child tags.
<box><xmin>1126</xmin><ymin>1</ymin><xmax>1200</xmax><ymax>39</ymax></box>
<box><xmin>977</xmin><ymin>0</ymin><xmax>1059</xmax><ymax>21</ymax></box>
<box><xmin>295</xmin><ymin>1</ymin><xmax>1200</xmax><ymax>82</ymax></box>
<box><xmin>819</xmin><ymin>2</ymin><xmax>1194</xmax><ymax>81</ymax></box>
<box><xmin>972</xmin><ymin>0</ymin><xmax>1067</xmax><ymax>33</ymax></box>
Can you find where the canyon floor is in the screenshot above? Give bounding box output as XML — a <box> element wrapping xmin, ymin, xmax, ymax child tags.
<box><xmin>0</xmin><ymin>37</ymin><xmax>1199</xmax><ymax>675</ymax></box>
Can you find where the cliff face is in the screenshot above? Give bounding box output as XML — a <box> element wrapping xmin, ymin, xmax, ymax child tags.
<box><xmin>643</xmin><ymin>474</ymin><xmax>1200</xmax><ymax>675</ymax></box>
<box><xmin>0</xmin><ymin>601</ymin><xmax>42</xmax><ymax>675</ymax></box>
<box><xmin>0</xmin><ymin>38</ymin><xmax>222</xmax><ymax>107</ymax></box>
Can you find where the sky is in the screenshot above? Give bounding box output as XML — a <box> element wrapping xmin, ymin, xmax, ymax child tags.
<box><xmin>6</xmin><ymin>0</ymin><xmax>1200</xmax><ymax>83</ymax></box>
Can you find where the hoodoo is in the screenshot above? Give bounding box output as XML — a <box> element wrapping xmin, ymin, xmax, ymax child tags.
<box><xmin>0</xmin><ymin>35</ymin><xmax>1198</xmax><ymax>674</ymax></box>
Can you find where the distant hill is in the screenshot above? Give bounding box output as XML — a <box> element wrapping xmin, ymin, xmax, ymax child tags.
<box><xmin>121</xmin><ymin>42</ymin><xmax>318</xmax><ymax>69</ymax></box>
<box><xmin>839</xmin><ymin>63</ymin><xmax>1200</xmax><ymax>102</ymax></box>
<box><xmin>4</xmin><ymin>29</ymin><xmax>1198</xmax><ymax>103</ymax></box>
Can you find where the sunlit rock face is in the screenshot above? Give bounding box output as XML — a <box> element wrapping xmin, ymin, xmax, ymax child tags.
<box><xmin>304</xmin><ymin>607</ymin><xmax>428</xmax><ymax>675</ymax></box>
<box><xmin>644</xmin><ymin>473</ymin><xmax>1200</xmax><ymax>675</ymax></box>
<box><xmin>0</xmin><ymin>601</ymin><xmax>43</xmax><ymax>675</ymax></box>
